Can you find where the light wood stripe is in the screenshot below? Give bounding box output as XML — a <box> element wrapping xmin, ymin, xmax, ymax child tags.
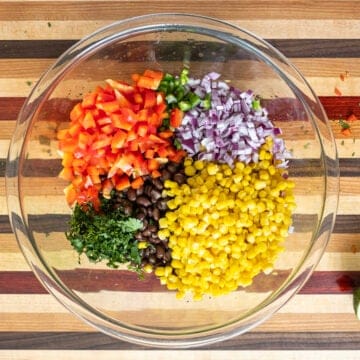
<box><xmin>0</xmin><ymin>293</ymin><xmax>354</xmax><ymax>314</ymax></box>
<box><xmin>1</xmin><ymin>312</ymin><xmax>359</xmax><ymax>332</ymax></box>
<box><xmin>3</xmin><ymin>232</ymin><xmax>360</xmax><ymax>254</ymax></box>
<box><xmin>1</xmin><ymin>59</ymin><xmax>360</xmax><ymax>79</ymax></box>
<box><xmin>1</xmin><ymin>20</ymin><xmax>360</xmax><ymax>40</ymax></box>
<box><xmin>1</xmin><ymin>251</ymin><xmax>359</xmax><ymax>272</ymax></box>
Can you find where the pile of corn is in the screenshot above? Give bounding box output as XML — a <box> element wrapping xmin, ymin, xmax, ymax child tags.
<box><xmin>155</xmin><ymin>138</ymin><xmax>296</xmax><ymax>300</ymax></box>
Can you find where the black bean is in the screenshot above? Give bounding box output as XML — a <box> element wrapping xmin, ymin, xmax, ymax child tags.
<box><xmin>136</xmin><ymin>196</ymin><xmax>151</xmax><ymax>207</ymax></box>
<box><xmin>152</xmin><ymin>207</ymin><xmax>161</xmax><ymax>221</ymax></box>
<box><xmin>147</xmin><ymin>207</ymin><xmax>153</xmax><ymax>217</ymax></box>
<box><xmin>149</xmin><ymin>237</ymin><xmax>161</xmax><ymax>244</ymax></box>
<box><xmin>152</xmin><ymin>178</ymin><xmax>164</xmax><ymax>191</ymax></box>
<box><xmin>148</xmin><ymin>224</ymin><xmax>158</xmax><ymax>233</ymax></box>
<box><xmin>142</xmin><ymin>229</ymin><xmax>151</xmax><ymax>237</ymax></box>
<box><xmin>174</xmin><ymin>173</ymin><xmax>186</xmax><ymax>185</ymax></box>
<box><xmin>156</xmin><ymin>199</ymin><xmax>167</xmax><ymax>211</ymax></box>
<box><xmin>144</xmin><ymin>184</ymin><xmax>153</xmax><ymax>197</ymax></box>
<box><xmin>163</xmin><ymin>250</ymin><xmax>172</xmax><ymax>262</ymax></box>
<box><xmin>143</xmin><ymin>248</ymin><xmax>150</xmax><ymax>258</ymax></box>
<box><xmin>167</xmin><ymin>162</ymin><xmax>179</xmax><ymax>174</ymax></box>
<box><xmin>150</xmin><ymin>189</ymin><xmax>162</xmax><ymax>201</ymax></box>
<box><xmin>134</xmin><ymin>232</ymin><xmax>143</xmax><ymax>240</ymax></box>
<box><xmin>150</xmin><ymin>246</ymin><xmax>157</xmax><ymax>255</ymax></box>
<box><xmin>126</xmin><ymin>188</ymin><xmax>137</xmax><ymax>201</ymax></box>
<box><xmin>141</xmin><ymin>219</ymin><xmax>148</xmax><ymax>230</ymax></box>
<box><xmin>123</xmin><ymin>204</ymin><xmax>133</xmax><ymax>216</ymax></box>
<box><xmin>156</xmin><ymin>245</ymin><xmax>165</xmax><ymax>259</ymax></box>
<box><xmin>160</xmin><ymin>169</ymin><xmax>171</xmax><ymax>181</ymax></box>
<box><xmin>148</xmin><ymin>255</ymin><xmax>157</xmax><ymax>264</ymax></box>
<box><xmin>136</xmin><ymin>186</ymin><xmax>144</xmax><ymax>196</ymax></box>
<box><xmin>135</xmin><ymin>211</ymin><xmax>146</xmax><ymax>221</ymax></box>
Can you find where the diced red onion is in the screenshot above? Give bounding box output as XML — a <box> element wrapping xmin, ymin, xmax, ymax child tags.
<box><xmin>176</xmin><ymin>72</ymin><xmax>291</xmax><ymax>168</ymax></box>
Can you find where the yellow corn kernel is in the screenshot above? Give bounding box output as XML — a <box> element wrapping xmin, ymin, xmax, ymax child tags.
<box><xmin>194</xmin><ymin>160</ymin><xmax>205</xmax><ymax>170</ymax></box>
<box><xmin>184</xmin><ymin>165</ymin><xmax>196</xmax><ymax>176</ymax></box>
<box><xmin>207</xmin><ymin>163</ymin><xmax>219</xmax><ymax>175</ymax></box>
<box><xmin>143</xmin><ymin>264</ymin><xmax>153</xmax><ymax>273</ymax></box>
<box><xmin>158</xmin><ymin>229</ymin><xmax>170</xmax><ymax>240</ymax></box>
<box><xmin>184</xmin><ymin>157</ymin><xmax>193</xmax><ymax>167</ymax></box>
<box><xmin>254</xmin><ymin>180</ymin><xmax>267</xmax><ymax>190</ymax></box>
<box><xmin>164</xmin><ymin>180</ymin><xmax>178</xmax><ymax>189</ymax></box>
<box><xmin>137</xmin><ymin>241</ymin><xmax>148</xmax><ymax>249</ymax></box>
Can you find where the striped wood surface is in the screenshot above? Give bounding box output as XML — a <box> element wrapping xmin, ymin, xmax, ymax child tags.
<box><xmin>1</xmin><ymin>1</ymin><xmax>360</xmax><ymax>358</ymax></box>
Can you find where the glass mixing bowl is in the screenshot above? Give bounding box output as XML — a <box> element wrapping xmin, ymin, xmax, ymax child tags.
<box><xmin>6</xmin><ymin>13</ymin><xmax>339</xmax><ymax>348</ymax></box>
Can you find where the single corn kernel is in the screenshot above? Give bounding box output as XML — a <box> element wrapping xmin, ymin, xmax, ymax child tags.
<box><xmin>137</xmin><ymin>241</ymin><xmax>148</xmax><ymax>249</ymax></box>
<box><xmin>194</xmin><ymin>160</ymin><xmax>205</xmax><ymax>170</ymax></box>
<box><xmin>184</xmin><ymin>165</ymin><xmax>196</xmax><ymax>176</ymax></box>
<box><xmin>207</xmin><ymin>163</ymin><xmax>219</xmax><ymax>175</ymax></box>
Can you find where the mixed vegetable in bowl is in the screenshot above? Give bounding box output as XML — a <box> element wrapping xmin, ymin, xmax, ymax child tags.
<box><xmin>57</xmin><ymin>69</ymin><xmax>295</xmax><ymax>300</ymax></box>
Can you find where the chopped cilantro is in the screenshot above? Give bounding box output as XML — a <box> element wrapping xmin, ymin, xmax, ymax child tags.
<box><xmin>339</xmin><ymin>119</ymin><xmax>350</xmax><ymax>130</ymax></box>
<box><xmin>66</xmin><ymin>200</ymin><xmax>143</xmax><ymax>272</ymax></box>
<box><xmin>26</xmin><ymin>81</ymin><xmax>32</xmax><ymax>86</ymax></box>
<box><xmin>173</xmin><ymin>138</ymin><xmax>182</xmax><ymax>150</ymax></box>
<box><xmin>47</xmin><ymin>22</ymin><xmax>52</xmax><ymax>28</ymax></box>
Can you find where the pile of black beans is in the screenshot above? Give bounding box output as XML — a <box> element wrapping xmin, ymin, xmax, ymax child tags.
<box><xmin>114</xmin><ymin>161</ymin><xmax>186</xmax><ymax>269</ymax></box>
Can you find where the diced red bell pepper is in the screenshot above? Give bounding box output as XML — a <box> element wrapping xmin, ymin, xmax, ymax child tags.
<box><xmin>170</xmin><ymin>108</ymin><xmax>183</xmax><ymax>128</ymax></box>
<box><xmin>70</xmin><ymin>103</ymin><xmax>85</xmax><ymax>122</ymax></box>
<box><xmin>147</xmin><ymin>158</ymin><xmax>160</xmax><ymax>171</ymax></box>
<box><xmin>82</xmin><ymin>111</ymin><xmax>96</xmax><ymax>129</ymax></box>
<box><xmin>115</xmin><ymin>175</ymin><xmax>131</xmax><ymax>191</ymax></box>
<box><xmin>111</xmin><ymin>114</ymin><xmax>133</xmax><ymax>131</ymax></box>
<box><xmin>96</xmin><ymin>101</ymin><xmax>121</xmax><ymax>113</ymax></box>
<box><xmin>111</xmin><ymin>130</ymin><xmax>127</xmax><ymax>149</ymax></box>
<box><xmin>105</xmin><ymin>79</ymin><xmax>135</xmax><ymax>94</ymax></box>
<box><xmin>143</xmin><ymin>90</ymin><xmax>156</xmax><ymax>109</ymax></box>
<box><xmin>130</xmin><ymin>176</ymin><xmax>144</xmax><ymax>189</ymax></box>
<box><xmin>82</xmin><ymin>92</ymin><xmax>98</xmax><ymax>109</ymax></box>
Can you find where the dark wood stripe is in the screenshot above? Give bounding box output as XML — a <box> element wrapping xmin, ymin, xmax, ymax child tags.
<box><xmin>2</xmin><ymin>158</ymin><xmax>358</xmax><ymax>178</ymax></box>
<box><xmin>1</xmin><ymin>39</ymin><xmax>360</xmax><ymax>59</ymax></box>
<box><xmin>0</xmin><ymin>270</ymin><xmax>358</xmax><ymax>295</ymax></box>
<box><xmin>0</xmin><ymin>97</ymin><xmax>25</xmax><ymax>120</ymax></box>
<box><xmin>1</xmin><ymin>331</ymin><xmax>360</xmax><ymax>350</ymax></box>
<box><xmin>1</xmin><ymin>96</ymin><xmax>359</xmax><ymax>121</ymax></box>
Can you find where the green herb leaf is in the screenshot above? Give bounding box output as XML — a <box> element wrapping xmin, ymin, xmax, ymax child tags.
<box><xmin>339</xmin><ymin>119</ymin><xmax>350</xmax><ymax>130</ymax></box>
<box><xmin>66</xmin><ymin>201</ymin><xmax>143</xmax><ymax>272</ymax></box>
<box><xmin>173</xmin><ymin>138</ymin><xmax>182</xmax><ymax>150</ymax></box>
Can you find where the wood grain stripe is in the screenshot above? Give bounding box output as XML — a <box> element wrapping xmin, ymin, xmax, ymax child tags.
<box><xmin>2</xmin><ymin>158</ymin><xmax>358</xmax><ymax>178</ymax></box>
<box><xmin>2</xmin><ymin>39</ymin><xmax>360</xmax><ymax>59</ymax></box>
<box><xmin>2</xmin><ymin>96</ymin><xmax>359</xmax><ymax>121</ymax></box>
<box><xmin>1</xmin><ymin>59</ymin><xmax>360</xmax><ymax>79</ymax></box>
<box><xmin>0</xmin><ymin>331</ymin><xmax>360</xmax><ymax>352</ymax></box>
<box><xmin>0</xmin><ymin>270</ymin><xmax>359</xmax><ymax>295</ymax></box>
<box><xmin>2</xmin><ymin>20</ymin><xmax>360</xmax><ymax>40</ymax></box>
<box><xmin>1</xmin><ymin>331</ymin><xmax>360</xmax><ymax>351</ymax></box>
<box><xmin>0</xmin><ymin>312</ymin><xmax>359</xmax><ymax>333</ymax></box>
<box><xmin>1</xmin><ymin>1</ymin><xmax>360</xmax><ymax>20</ymax></box>
<box><xmin>1</xmin><ymin>350</ymin><xmax>360</xmax><ymax>359</ymax></box>
<box><xmin>3</xmin><ymin>232</ymin><xmax>359</xmax><ymax>253</ymax></box>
